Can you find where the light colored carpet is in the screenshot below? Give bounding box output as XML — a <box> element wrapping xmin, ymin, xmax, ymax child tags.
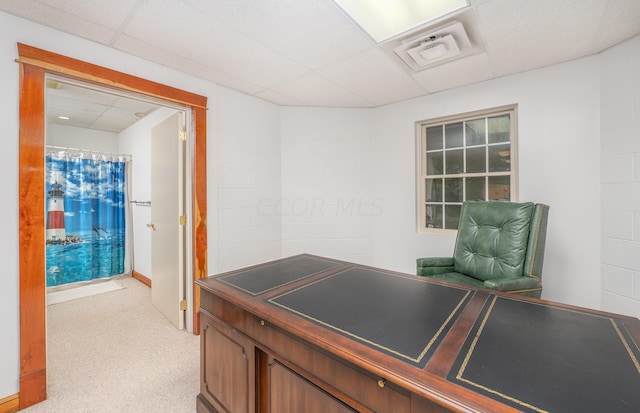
<box><xmin>22</xmin><ymin>276</ymin><xmax>199</xmax><ymax>413</ymax></box>
<box><xmin>47</xmin><ymin>280</ymin><xmax>124</xmax><ymax>305</ymax></box>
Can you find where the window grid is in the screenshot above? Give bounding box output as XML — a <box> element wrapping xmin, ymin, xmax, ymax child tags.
<box><xmin>417</xmin><ymin>105</ymin><xmax>517</xmax><ymax>233</ymax></box>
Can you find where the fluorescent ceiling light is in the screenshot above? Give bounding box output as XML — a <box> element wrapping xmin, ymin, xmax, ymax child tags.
<box><xmin>333</xmin><ymin>0</ymin><xmax>469</xmax><ymax>42</ymax></box>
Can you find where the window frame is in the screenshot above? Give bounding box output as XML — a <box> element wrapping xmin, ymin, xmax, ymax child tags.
<box><xmin>415</xmin><ymin>104</ymin><xmax>519</xmax><ymax>234</ymax></box>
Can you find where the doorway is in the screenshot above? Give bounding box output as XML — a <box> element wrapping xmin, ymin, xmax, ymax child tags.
<box><xmin>17</xmin><ymin>43</ymin><xmax>208</xmax><ymax>409</ymax></box>
<box><xmin>44</xmin><ymin>76</ymin><xmax>189</xmax><ymax>329</ymax></box>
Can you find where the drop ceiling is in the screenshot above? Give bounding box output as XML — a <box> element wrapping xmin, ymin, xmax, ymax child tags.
<box><xmin>3</xmin><ymin>0</ymin><xmax>640</xmax><ymax>132</ymax></box>
<box><xmin>45</xmin><ymin>79</ymin><xmax>163</xmax><ymax>133</ymax></box>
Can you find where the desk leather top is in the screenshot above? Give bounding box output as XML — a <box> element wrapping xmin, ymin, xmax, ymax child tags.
<box><xmin>218</xmin><ymin>255</ymin><xmax>343</xmax><ymax>295</ymax></box>
<box><xmin>202</xmin><ymin>254</ymin><xmax>640</xmax><ymax>412</ymax></box>
<box><xmin>448</xmin><ymin>295</ymin><xmax>640</xmax><ymax>413</ymax></box>
<box><xmin>269</xmin><ymin>266</ymin><xmax>473</xmax><ymax>368</ymax></box>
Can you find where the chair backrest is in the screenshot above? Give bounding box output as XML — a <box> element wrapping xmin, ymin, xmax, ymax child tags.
<box><xmin>453</xmin><ymin>201</ymin><xmax>549</xmax><ymax>282</ymax></box>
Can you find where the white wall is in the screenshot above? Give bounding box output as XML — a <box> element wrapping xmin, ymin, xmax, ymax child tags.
<box><xmin>216</xmin><ymin>86</ymin><xmax>282</xmax><ymax>271</ymax></box>
<box><xmin>0</xmin><ymin>13</ymin><xmax>22</xmax><ymax>401</ymax></box>
<box><xmin>118</xmin><ymin>107</ymin><xmax>180</xmax><ymax>279</ymax></box>
<box><xmin>280</xmin><ymin>107</ymin><xmax>376</xmax><ymax>264</ymax></box>
<box><xmin>600</xmin><ymin>36</ymin><xmax>640</xmax><ymax>318</ymax></box>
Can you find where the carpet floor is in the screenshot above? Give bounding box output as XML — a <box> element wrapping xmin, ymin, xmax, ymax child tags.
<box><xmin>22</xmin><ymin>276</ymin><xmax>199</xmax><ymax>413</ymax></box>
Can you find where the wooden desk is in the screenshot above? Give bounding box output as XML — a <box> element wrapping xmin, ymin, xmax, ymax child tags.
<box><xmin>195</xmin><ymin>254</ymin><xmax>640</xmax><ymax>413</ymax></box>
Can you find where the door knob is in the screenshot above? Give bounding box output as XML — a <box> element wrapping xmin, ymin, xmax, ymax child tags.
<box><xmin>146</xmin><ymin>223</ymin><xmax>156</xmax><ymax>230</ymax></box>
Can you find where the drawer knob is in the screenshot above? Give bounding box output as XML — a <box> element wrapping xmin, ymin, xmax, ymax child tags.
<box><xmin>377</xmin><ymin>379</ymin><xmax>386</xmax><ymax>388</ymax></box>
<box><xmin>260</xmin><ymin>320</ymin><xmax>266</xmax><ymax>326</ymax></box>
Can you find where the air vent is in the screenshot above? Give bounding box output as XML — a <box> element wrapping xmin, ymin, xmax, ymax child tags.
<box><xmin>393</xmin><ymin>21</ymin><xmax>471</xmax><ymax>72</ymax></box>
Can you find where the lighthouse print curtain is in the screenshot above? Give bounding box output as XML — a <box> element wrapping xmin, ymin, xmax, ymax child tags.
<box><xmin>45</xmin><ymin>151</ymin><xmax>128</xmax><ymax>287</ymax></box>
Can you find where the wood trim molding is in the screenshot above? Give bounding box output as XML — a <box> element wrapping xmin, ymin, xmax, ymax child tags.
<box><xmin>16</xmin><ymin>43</ymin><xmax>207</xmax><ymax>109</ymax></box>
<box><xmin>19</xmin><ymin>62</ymin><xmax>47</xmax><ymax>410</ymax></box>
<box><xmin>17</xmin><ymin>43</ymin><xmax>208</xmax><ymax>409</ymax></box>
<box><xmin>192</xmin><ymin>105</ymin><xmax>207</xmax><ymax>335</ymax></box>
<box><xmin>0</xmin><ymin>393</ymin><xmax>19</xmax><ymax>413</ymax></box>
<box><xmin>132</xmin><ymin>271</ymin><xmax>152</xmax><ymax>288</ymax></box>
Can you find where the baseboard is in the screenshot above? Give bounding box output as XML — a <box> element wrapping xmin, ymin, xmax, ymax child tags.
<box><xmin>132</xmin><ymin>271</ymin><xmax>151</xmax><ymax>288</ymax></box>
<box><xmin>18</xmin><ymin>369</ymin><xmax>46</xmax><ymax>410</ymax></box>
<box><xmin>0</xmin><ymin>393</ymin><xmax>19</xmax><ymax>413</ymax></box>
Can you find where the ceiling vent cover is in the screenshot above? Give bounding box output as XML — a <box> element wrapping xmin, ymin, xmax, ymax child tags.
<box><xmin>393</xmin><ymin>21</ymin><xmax>471</xmax><ymax>71</ymax></box>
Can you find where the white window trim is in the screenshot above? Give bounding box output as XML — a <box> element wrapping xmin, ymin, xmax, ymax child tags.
<box><xmin>415</xmin><ymin>104</ymin><xmax>519</xmax><ymax>234</ymax></box>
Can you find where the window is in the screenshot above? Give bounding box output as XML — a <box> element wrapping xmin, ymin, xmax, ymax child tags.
<box><xmin>416</xmin><ymin>105</ymin><xmax>518</xmax><ymax>232</ymax></box>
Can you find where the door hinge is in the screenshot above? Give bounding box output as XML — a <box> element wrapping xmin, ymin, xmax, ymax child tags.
<box><xmin>180</xmin><ymin>300</ymin><xmax>187</xmax><ymax>311</ymax></box>
<box><xmin>179</xmin><ymin>128</ymin><xmax>187</xmax><ymax>141</ymax></box>
<box><xmin>179</xmin><ymin>215</ymin><xmax>186</xmax><ymax>225</ymax></box>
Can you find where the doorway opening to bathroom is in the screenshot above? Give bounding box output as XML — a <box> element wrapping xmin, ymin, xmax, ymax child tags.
<box><xmin>43</xmin><ymin>76</ymin><xmax>191</xmax><ymax>330</ymax></box>
<box><xmin>17</xmin><ymin>43</ymin><xmax>208</xmax><ymax>409</ymax></box>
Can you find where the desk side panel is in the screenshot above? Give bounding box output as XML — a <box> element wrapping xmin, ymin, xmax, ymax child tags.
<box><xmin>199</xmin><ymin>310</ymin><xmax>255</xmax><ymax>413</ymax></box>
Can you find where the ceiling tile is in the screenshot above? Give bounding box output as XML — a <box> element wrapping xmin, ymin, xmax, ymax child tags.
<box><xmin>0</xmin><ymin>0</ymin><xmax>116</xmax><ymax>44</ymax></box>
<box><xmin>101</xmin><ymin>106</ymin><xmax>144</xmax><ymax>122</ymax></box>
<box><xmin>46</xmin><ymin>108</ymin><xmax>99</xmax><ymax>125</ymax></box>
<box><xmin>412</xmin><ymin>53</ymin><xmax>494</xmax><ymax>93</ymax></box>
<box><xmin>46</xmin><ymin>79</ymin><xmax>168</xmax><ymax>133</ymax></box>
<box><xmin>590</xmin><ymin>0</ymin><xmax>640</xmax><ymax>53</ymax></box>
<box><xmin>254</xmin><ymin>89</ymin><xmax>306</xmax><ymax>107</ymax></box>
<box><xmin>45</xmin><ymin>116</ymin><xmax>92</xmax><ymax>130</ymax></box>
<box><xmin>46</xmin><ymin>94</ymin><xmax>109</xmax><ymax>117</ymax></box>
<box><xmin>113</xmin><ymin>34</ymin><xmax>266</xmax><ymax>97</ymax></box>
<box><xmin>90</xmin><ymin>117</ymin><xmax>137</xmax><ymax>133</ymax></box>
<box><xmin>269</xmin><ymin>73</ymin><xmax>372</xmax><ymax>107</ymax></box>
<box><xmin>111</xmin><ymin>97</ymin><xmax>160</xmax><ymax>114</ymax></box>
<box><xmin>196</xmin><ymin>38</ymin><xmax>309</xmax><ymax>90</ymax></box>
<box><xmin>186</xmin><ymin>0</ymin><xmax>375</xmax><ymax>69</ymax></box>
<box><xmin>121</xmin><ymin>0</ymin><xmax>213</xmax><ymax>48</ymax></box>
<box><xmin>45</xmin><ymin>108</ymin><xmax>95</xmax><ymax>125</ymax></box>
<box><xmin>28</xmin><ymin>0</ymin><xmax>139</xmax><ymax>31</ymax></box>
<box><xmin>47</xmin><ymin>82</ymin><xmax>120</xmax><ymax>106</ymax></box>
<box><xmin>123</xmin><ymin>0</ymin><xmax>308</xmax><ymax>89</ymax></box>
<box><xmin>319</xmin><ymin>49</ymin><xmax>427</xmax><ymax>106</ymax></box>
<box><xmin>477</xmin><ymin>0</ymin><xmax>609</xmax><ymax>76</ymax></box>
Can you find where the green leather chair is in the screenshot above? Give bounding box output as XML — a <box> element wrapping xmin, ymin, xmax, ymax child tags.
<box><xmin>417</xmin><ymin>201</ymin><xmax>550</xmax><ymax>298</ymax></box>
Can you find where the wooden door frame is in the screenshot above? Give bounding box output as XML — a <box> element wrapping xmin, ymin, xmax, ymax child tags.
<box><xmin>17</xmin><ymin>43</ymin><xmax>208</xmax><ymax>409</ymax></box>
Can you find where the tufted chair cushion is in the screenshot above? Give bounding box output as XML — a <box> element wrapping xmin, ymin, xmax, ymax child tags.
<box><xmin>453</xmin><ymin>201</ymin><xmax>533</xmax><ymax>281</ymax></box>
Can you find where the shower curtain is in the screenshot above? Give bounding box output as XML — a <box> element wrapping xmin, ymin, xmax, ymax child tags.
<box><xmin>45</xmin><ymin>150</ymin><xmax>130</xmax><ymax>287</ymax></box>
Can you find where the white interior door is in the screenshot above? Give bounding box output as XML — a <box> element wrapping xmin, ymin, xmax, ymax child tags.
<box><xmin>151</xmin><ymin>112</ymin><xmax>185</xmax><ymax>330</ymax></box>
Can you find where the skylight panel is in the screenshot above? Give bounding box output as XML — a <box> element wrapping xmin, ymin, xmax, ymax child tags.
<box><xmin>333</xmin><ymin>0</ymin><xmax>469</xmax><ymax>42</ymax></box>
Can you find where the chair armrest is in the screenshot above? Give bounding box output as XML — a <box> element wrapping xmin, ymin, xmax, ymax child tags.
<box><xmin>416</xmin><ymin>257</ymin><xmax>454</xmax><ymax>276</ymax></box>
<box><xmin>483</xmin><ymin>276</ymin><xmax>542</xmax><ymax>292</ymax></box>
<box><xmin>417</xmin><ymin>257</ymin><xmax>454</xmax><ymax>267</ymax></box>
